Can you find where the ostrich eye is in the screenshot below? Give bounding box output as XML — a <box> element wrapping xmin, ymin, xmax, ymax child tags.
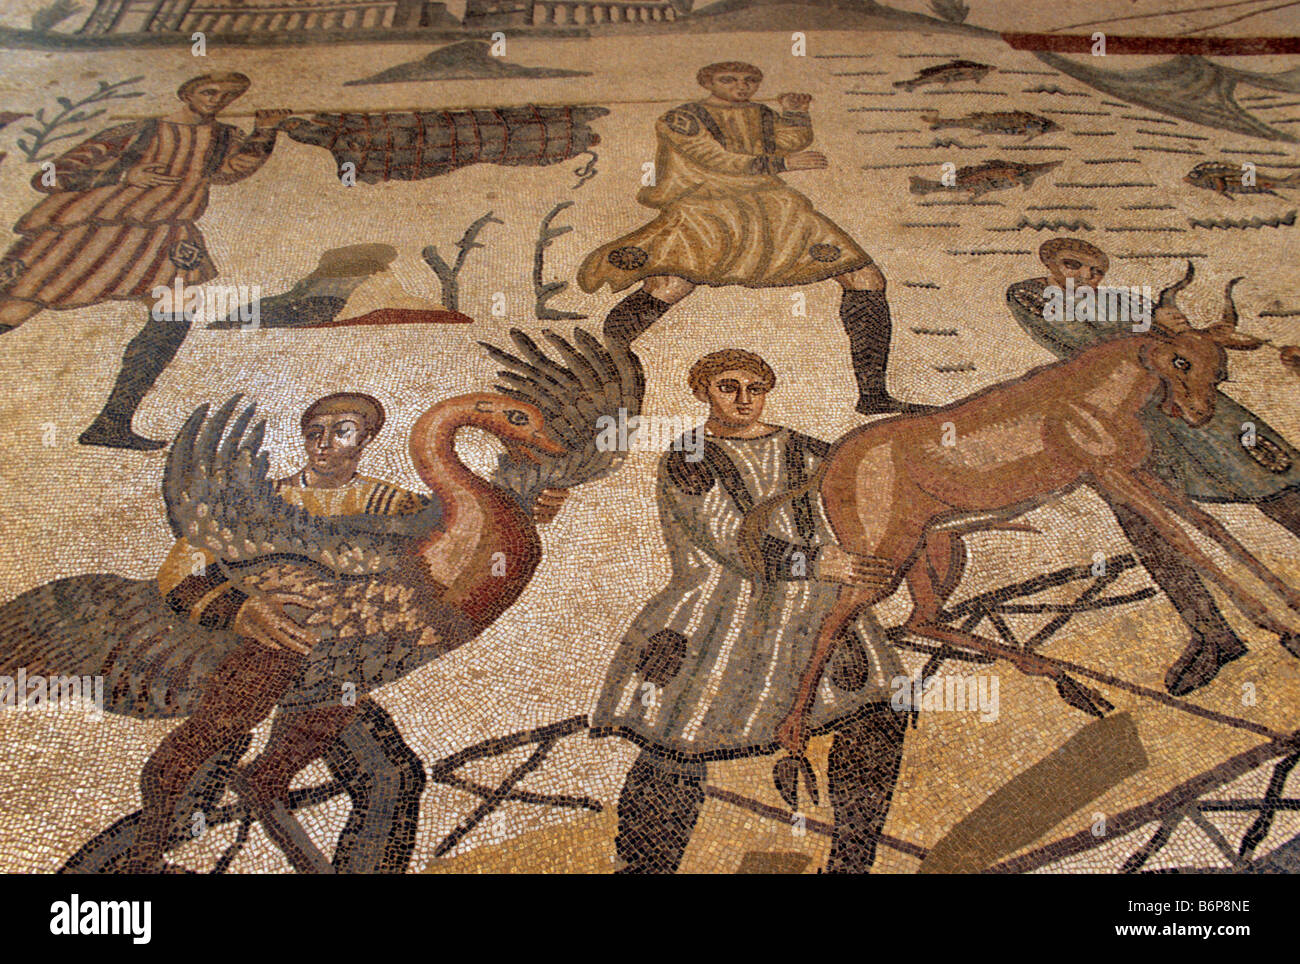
<box><xmin>505</xmin><ymin>409</ymin><xmax>529</xmax><ymax>426</ymax></box>
<box><xmin>1172</xmin><ymin>356</ymin><xmax>1191</xmax><ymax>372</ymax></box>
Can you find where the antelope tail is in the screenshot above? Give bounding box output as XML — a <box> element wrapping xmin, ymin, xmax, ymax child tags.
<box><xmin>738</xmin><ymin>464</ymin><xmax>828</xmax><ymax>582</ymax></box>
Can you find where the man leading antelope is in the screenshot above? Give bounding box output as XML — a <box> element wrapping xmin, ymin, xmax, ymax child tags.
<box><xmin>740</xmin><ymin>263</ymin><xmax>1300</xmax><ymax>760</ymax></box>
<box><xmin>1009</xmin><ymin>241</ymin><xmax>1300</xmax><ymax>695</ymax></box>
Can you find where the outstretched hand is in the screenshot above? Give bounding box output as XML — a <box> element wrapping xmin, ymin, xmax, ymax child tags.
<box><xmin>234</xmin><ymin>592</ymin><xmax>320</xmax><ymax>655</ymax></box>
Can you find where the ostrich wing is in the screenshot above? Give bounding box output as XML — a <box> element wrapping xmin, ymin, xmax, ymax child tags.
<box><xmin>163</xmin><ymin>396</ymin><xmax>443</xmax><ymax>577</ymax></box>
<box><xmin>478</xmin><ymin>328</ymin><xmax>645</xmax><ymax>510</ymax></box>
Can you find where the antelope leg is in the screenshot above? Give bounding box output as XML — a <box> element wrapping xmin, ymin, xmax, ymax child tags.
<box><xmin>1134</xmin><ymin>468</ymin><xmax>1300</xmax><ymax>614</ymax></box>
<box><xmin>1094</xmin><ymin>468</ymin><xmax>1293</xmax><ymax>636</ymax></box>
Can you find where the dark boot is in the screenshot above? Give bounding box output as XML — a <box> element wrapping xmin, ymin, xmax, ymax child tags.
<box><xmin>79</xmin><ymin>311</ymin><xmax>192</xmax><ymax>451</ymax></box>
<box><xmin>839</xmin><ymin>290</ymin><xmax>933</xmax><ymax>416</ymax></box>
<box><xmin>602</xmin><ymin>289</ymin><xmax>671</xmax><ymax>347</ymax></box>
<box><xmin>1109</xmin><ymin>502</ymin><xmax>1249</xmax><ymax>695</ymax></box>
<box><xmin>613</xmin><ymin>751</ymin><xmax>705</xmax><ymax>874</ymax></box>
<box><xmin>1164</xmin><ymin>632</ymin><xmax>1248</xmax><ymax>697</ymax></box>
<box><xmin>826</xmin><ymin>703</ymin><xmax>907</xmax><ymax>873</ymax></box>
<box><xmin>323</xmin><ymin>700</ymin><xmax>426</xmax><ymax>873</ymax></box>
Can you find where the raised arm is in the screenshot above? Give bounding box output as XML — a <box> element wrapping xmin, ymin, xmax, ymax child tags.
<box><xmin>209</xmin><ymin>111</ymin><xmax>290</xmax><ymax>184</ymax></box>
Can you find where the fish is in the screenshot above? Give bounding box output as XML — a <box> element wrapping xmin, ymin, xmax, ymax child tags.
<box><xmin>908</xmin><ymin>159</ymin><xmax>1062</xmax><ymax>197</ymax></box>
<box><xmin>920</xmin><ymin>110</ymin><xmax>1061</xmax><ymax>141</ymax></box>
<box><xmin>1183</xmin><ymin>161</ymin><xmax>1300</xmax><ymax>199</ymax></box>
<box><xmin>893</xmin><ymin>60</ymin><xmax>994</xmax><ymax>91</ymax></box>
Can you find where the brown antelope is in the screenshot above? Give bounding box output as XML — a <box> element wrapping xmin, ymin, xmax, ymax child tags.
<box><xmin>740</xmin><ymin>262</ymin><xmax>1300</xmax><ymax>759</ymax></box>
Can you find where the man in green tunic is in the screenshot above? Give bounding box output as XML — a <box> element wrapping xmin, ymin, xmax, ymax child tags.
<box><xmin>591</xmin><ymin>348</ymin><xmax>906</xmax><ymax>873</ymax></box>
<box><xmin>1006</xmin><ymin>238</ymin><xmax>1300</xmax><ymax>695</ymax></box>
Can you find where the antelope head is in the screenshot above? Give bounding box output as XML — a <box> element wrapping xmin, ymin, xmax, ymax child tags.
<box><xmin>1143</xmin><ymin>261</ymin><xmax>1264</xmax><ymax>427</ymax></box>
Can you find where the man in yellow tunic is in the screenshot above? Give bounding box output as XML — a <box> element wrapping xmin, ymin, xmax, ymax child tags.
<box><xmin>578</xmin><ymin>61</ymin><xmax>925</xmax><ymax>414</ymax></box>
<box><xmin>152</xmin><ymin>390</ymin><xmax>568</xmax><ymax>870</ymax></box>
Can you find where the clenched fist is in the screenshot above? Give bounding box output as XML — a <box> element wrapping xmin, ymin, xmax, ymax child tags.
<box><xmin>778</xmin><ymin>92</ymin><xmax>813</xmax><ymax>111</ymax></box>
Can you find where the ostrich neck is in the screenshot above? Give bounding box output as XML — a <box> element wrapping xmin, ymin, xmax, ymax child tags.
<box><xmin>408</xmin><ymin>407</ymin><xmax>539</xmax><ymax>625</ymax></box>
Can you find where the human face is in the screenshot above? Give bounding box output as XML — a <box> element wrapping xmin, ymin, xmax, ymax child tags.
<box><xmin>701</xmin><ymin>369</ymin><xmax>769</xmax><ymax>428</ymax></box>
<box><xmin>1047</xmin><ymin>251</ymin><xmax>1107</xmax><ymax>290</ymax></box>
<box><xmin>302</xmin><ymin>413</ymin><xmax>369</xmax><ymax>482</ymax></box>
<box><xmin>181</xmin><ymin>82</ymin><xmax>246</xmax><ymax>118</ymax></box>
<box><xmin>704</xmin><ymin>72</ymin><xmax>761</xmax><ymax>103</ymax></box>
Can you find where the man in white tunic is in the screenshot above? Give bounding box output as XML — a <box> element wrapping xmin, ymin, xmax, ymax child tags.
<box><xmin>591</xmin><ymin>349</ymin><xmax>906</xmax><ymax>873</ymax></box>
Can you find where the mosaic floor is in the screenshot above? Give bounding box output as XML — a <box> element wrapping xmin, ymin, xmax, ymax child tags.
<box><xmin>1</xmin><ymin>0</ymin><xmax>1299</xmax><ymax>875</ymax></box>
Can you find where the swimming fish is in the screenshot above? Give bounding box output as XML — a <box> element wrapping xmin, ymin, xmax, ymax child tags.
<box><xmin>908</xmin><ymin>159</ymin><xmax>1063</xmax><ymax>197</ymax></box>
<box><xmin>1184</xmin><ymin>161</ymin><xmax>1300</xmax><ymax>199</ymax></box>
<box><xmin>893</xmin><ymin>60</ymin><xmax>994</xmax><ymax>91</ymax></box>
<box><xmin>920</xmin><ymin>110</ymin><xmax>1061</xmax><ymax>141</ymax></box>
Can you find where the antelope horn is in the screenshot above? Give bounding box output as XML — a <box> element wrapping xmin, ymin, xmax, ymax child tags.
<box><xmin>1156</xmin><ymin>260</ymin><xmax>1195</xmax><ymax>310</ymax></box>
<box><xmin>1221</xmin><ymin>277</ymin><xmax>1244</xmax><ymax>328</ymax></box>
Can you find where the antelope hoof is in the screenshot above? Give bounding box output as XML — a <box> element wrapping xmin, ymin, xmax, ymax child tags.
<box><xmin>772</xmin><ymin>754</ymin><xmax>820</xmax><ymax>811</ymax></box>
<box><xmin>1055</xmin><ymin>674</ymin><xmax>1113</xmax><ymax>718</ymax></box>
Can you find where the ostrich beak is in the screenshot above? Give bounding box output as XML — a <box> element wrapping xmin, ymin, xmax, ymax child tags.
<box><xmin>506</xmin><ymin>428</ymin><xmax>566</xmax><ymax>464</ymax></box>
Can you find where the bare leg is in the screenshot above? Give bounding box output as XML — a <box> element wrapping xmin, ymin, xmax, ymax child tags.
<box><xmin>128</xmin><ymin>641</ymin><xmax>300</xmax><ymax>872</ymax></box>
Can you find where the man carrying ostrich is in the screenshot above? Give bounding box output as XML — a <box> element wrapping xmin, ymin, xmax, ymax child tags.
<box><xmin>1007</xmin><ymin>238</ymin><xmax>1300</xmax><ymax>696</ymax></box>
<box><xmin>591</xmin><ymin>349</ymin><xmax>903</xmax><ymax>873</ymax></box>
<box><xmin>578</xmin><ymin>62</ymin><xmax>928</xmax><ymax>415</ymax></box>
<box><xmin>145</xmin><ymin>390</ymin><xmax>569</xmax><ymax>872</ymax></box>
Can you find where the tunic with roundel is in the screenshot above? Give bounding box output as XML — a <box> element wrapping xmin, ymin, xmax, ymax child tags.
<box><xmin>591</xmin><ymin>426</ymin><xmax>903</xmax><ymax>760</ymax></box>
<box><xmin>0</xmin><ymin>119</ymin><xmax>277</xmax><ymax>310</ymax></box>
<box><xmin>578</xmin><ymin>101</ymin><xmax>870</xmax><ymax>293</ymax></box>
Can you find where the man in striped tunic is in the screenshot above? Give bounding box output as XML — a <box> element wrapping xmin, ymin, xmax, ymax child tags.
<box><xmin>0</xmin><ymin>72</ymin><xmax>289</xmax><ymax>449</ymax></box>
<box><xmin>591</xmin><ymin>349</ymin><xmax>906</xmax><ymax>873</ymax></box>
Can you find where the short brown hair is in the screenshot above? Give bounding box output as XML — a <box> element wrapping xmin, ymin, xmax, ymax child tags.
<box><xmin>300</xmin><ymin>392</ymin><xmax>386</xmax><ymax>437</ymax></box>
<box><xmin>1039</xmin><ymin>237</ymin><xmax>1109</xmax><ymax>273</ymax></box>
<box><xmin>177</xmin><ymin>72</ymin><xmax>251</xmax><ymax>100</ymax></box>
<box><xmin>687</xmin><ymin>349</ymin><xmax>776</xmax><ymax>397</ymax></box>
<box><xmin>697</xmin><ymin>62</ymin><xmax>763</xmax><ymax>87</ymax></box>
